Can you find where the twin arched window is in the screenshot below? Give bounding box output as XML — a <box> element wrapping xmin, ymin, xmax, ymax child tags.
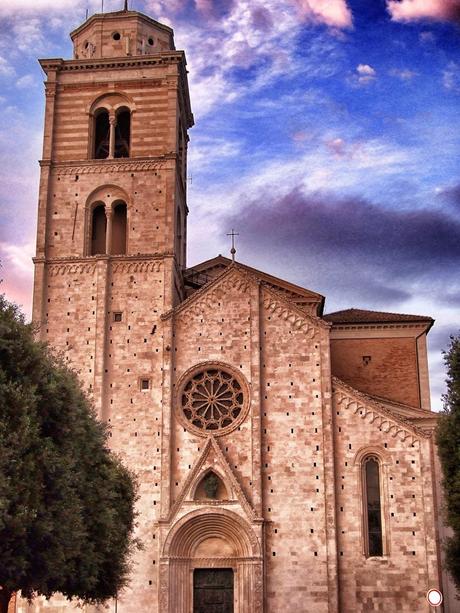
<box><xmin>93</xmin><ymin>107</ymin><xmax>131</xmax><ymax>159</ymax></box>
<box><xmin>362</xmin><ymin>455</ymin><xmax>384</xmax><ymax>557</ymax></box>
<box><xmin>90</xmin><ymin>201</ymin><xmax>127</xmax><ymax>255</ymax></box>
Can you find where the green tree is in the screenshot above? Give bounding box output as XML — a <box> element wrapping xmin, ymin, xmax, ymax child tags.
<box><xmin>0</xmin><ymin>295</ymin><xmax>139</xmax><ymax>613</ymax></box>
<box><xmin>437</xmin><ymin>332</ymin><xmax>460</xmax><ymax>590</ymax></box>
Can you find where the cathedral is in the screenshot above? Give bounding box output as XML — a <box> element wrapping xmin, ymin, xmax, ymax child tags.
<box><xmin>26</xmin><ymin>6</ymin><xmax>451</xmax><ymax>613</ymax></box>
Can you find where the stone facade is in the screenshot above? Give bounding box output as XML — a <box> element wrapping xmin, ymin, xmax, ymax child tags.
<box><xmin>24</xmin><ymin>8</ymin><xmax>450</xmax><ymax>613</ymax></box>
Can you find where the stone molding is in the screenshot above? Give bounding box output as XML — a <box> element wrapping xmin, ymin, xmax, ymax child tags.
<box><xmin>48</xmin><ymin>262</ymin><xmax>96</xmax><ymax>276</ymax></box>
<box><xmin>333</xmin><ymin>377</ymin><xmax>429</xmax><ymax>445</ymax></box>
<box><xmin>112</xmin><ymin>259</ymin><xmax>162</xmax><ymax>274</ymax></box>
<box><xmin>162</xmin><ymin>507</ymin><xmax>262</xmax><ymax>558</ymax></box>
<box><xmin>261</xmin><ymin>284</ymin><xmax>328</xmax><ymax>339</ymax></box>
<box><xmin>51</xmin><ymin>156</ymin><xmax>173</xmax><ymax>176</ymax></box>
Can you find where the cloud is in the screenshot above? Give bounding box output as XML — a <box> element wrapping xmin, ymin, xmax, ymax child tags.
<box><xmin>353</xmin><ymin>63</ymin><xmax>377</xmax><ymax>85</ymax></box>
<box><xmin>188</xmin><ymin>135</ymin><xmax>242</xmax><ymax>169</ymax></box>
<box><xmin>0</xmin><ymin>55</ymin><xmax>15</xmax><ymax>77</ymax></box>
<box><xmin>419</xmin><ymin>31</ymin><xmax>436</xmax><ymax>43</ymax></box>
<box><xmin>387</xmin><ymin>0</ymin><xmax>460</xmax><ymax>24</ymax></box>
<box><xmin>147</xmin><ymin>0</ymin><xmax>349</xmax><ymax>118</ymax></box>
<box><xmin>389</xmin><ymin>68</ymin><xmax>418</xmax><ymax>80</ymax></box>
<box><xmin>295</xmin><ymin>0</ymin><xmax>353</xmax><ymax>28</ymax></box>
<box><xmin>219</xmin><ymin>188</ymin><xmax>460</xmax><ymax>289</ymax></box>
<box><xmin>0</xmin><ymin>240</ymin><xmax>35</xmax><ymax>319</ymax></box>
<box><xmin>442</xmin><ymin>61</ymin><xmax>460</xmax><ymax>92</ymax></box>
<box><xmin>16</xmin><ymin>74</ymin><xmax>36</xmax><ymax>89</ymax></box>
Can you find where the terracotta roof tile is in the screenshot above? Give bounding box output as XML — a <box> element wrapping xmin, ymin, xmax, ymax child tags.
<box><xmin>323</xmin><ymin>308</ymin><xmax>433</xmax><ymax>325</ymax></box>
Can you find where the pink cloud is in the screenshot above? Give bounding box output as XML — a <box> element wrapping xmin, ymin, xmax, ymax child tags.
<box><xmin>295</xmin><ymin>0</ymin><xmax>353</xmax><ymax>28</ymax></box>
<box><xmin>387</xmin><ymin>0</ymin><xmax>460</xmax><ymax>23</ymax></box>
<box><xmin>0</xmin><ymin>241</ymin><xmax>34</xmax><ymax>319</ymax></box>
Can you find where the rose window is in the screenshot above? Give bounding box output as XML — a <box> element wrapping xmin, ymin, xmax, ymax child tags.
<box><xmin>180</xmin><ymin>368</ymin><xmax>245</xmax><ymax>433</ymax></box>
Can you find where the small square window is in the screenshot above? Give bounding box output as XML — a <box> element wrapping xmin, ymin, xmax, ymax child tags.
<box><xmin>140</xmin><ymin>379</ymin><xmax>151</xmax><ymax>391</ymax></box>
<box><xmin>113</xmin><ymin>312</ymin><xmax>123</xmax><ymax>322</ymax></box>
<box><xmin>362</xmin><ymin>355</ymin><xmax>371</xmax><ymax>365</ymax></box>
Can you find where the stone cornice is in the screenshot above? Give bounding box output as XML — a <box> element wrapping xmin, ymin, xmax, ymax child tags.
<box><xmin>39</xmin><ymin>52</ymin><xmax>184</xmax><ymax>74</ymax></box>
<box><xmin>332</xmin><ymin>376</ymin><xmax>430</xmax><ymax>444</ymax></box>
<box><xmin>41</xmin><ymin>155</ymin><xmax>175</xmax><ymax>175</ymax></box>
<box><xmin>261</xmin><ymin>283</ymin><xmax>330</xmax><ymax>335</ymax></box>
<box><xmin>329</xmin><ymin>322</ymin><xmax>429</xmax><ymax>332</ymax></box>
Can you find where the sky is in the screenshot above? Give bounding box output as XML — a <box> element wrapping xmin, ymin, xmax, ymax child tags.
<box><xmin>0</xmin><ymin>0</ymin><xmax>459</xmax><ymax>409</ymax></box>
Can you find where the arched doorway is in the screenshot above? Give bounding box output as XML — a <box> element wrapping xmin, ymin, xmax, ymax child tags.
<box><xmin>161</xmin><ymin>509</ymin><xmax>263</xmax><ymax>613</ymax></box>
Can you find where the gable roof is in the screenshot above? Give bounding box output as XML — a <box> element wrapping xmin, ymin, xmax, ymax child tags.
<box><xmin>165</xmin><ymin>262</ymin><xmax>329</xmax><ymax>334</ymax></box>
<box><xmin>185</xmin><ymin>255</ymin><xmax>325</xmax><ymax>316</ymax></box>
<box><xmin>324</xmin><ymin>308</ymin><xmax>433</xmax><ymax>328</ymax></box>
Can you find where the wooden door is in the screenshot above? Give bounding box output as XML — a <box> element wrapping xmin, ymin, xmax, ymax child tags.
<box><xmin>193</xmin><ymin>568</ymin><xmax>234</xmax><ymax>613</ymax></box>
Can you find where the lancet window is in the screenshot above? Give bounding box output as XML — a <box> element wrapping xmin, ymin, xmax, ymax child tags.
<box><xmin>91</xmin><ymin>204</ymin><xmax>107</xmax><ymax>255</ymax></box>
<box><xmin>362</xmin><ymin>455</ymin><xmax>383</xmax><ymax>557</ymax></box>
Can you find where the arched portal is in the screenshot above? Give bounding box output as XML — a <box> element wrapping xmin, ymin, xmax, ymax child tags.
<box><xmin>161</xmin><ymin>509</ymin><xmax>263</xmax><ymax>613</ymax></box>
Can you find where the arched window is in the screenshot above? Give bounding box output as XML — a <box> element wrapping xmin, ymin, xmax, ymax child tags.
<box><xmin>93</xmin><ymin>109</ymin><xmax>110</xmax><ymax>159</ymax></box>
<box><xmin>114</xmin><ymin>108</ymin><xmax>130</xmax><ymax>158</ymax></box>
<box><xmin>91</xmin><ymin>204</ymin><xmax>107</xmax><ymax>255</ymax></box>
<box><xmin>112</xmin><ymin>201</ymin><xmax>127</xmax><ymax>254</ymax></box>
<box><xmin>362</xmin><ymin>455</ymin><xmax>383</xmax><ymax>556</ymax></box>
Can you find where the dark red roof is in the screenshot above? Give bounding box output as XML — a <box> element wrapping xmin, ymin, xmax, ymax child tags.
<box><xmin>323</xmin><ymin>308</ymin><xmax>433</xmax><ymax>325</ymax></box>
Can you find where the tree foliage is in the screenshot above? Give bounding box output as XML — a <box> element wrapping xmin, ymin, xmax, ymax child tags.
<box><xmin>0</xmin><ymin>295</ymin><xmax>138</xmax><ymax>612</ymax></box>
<box><xmin>436</xmin><ymin>332</ymin><xmax>460</xmax><ymax>590</ymax></box>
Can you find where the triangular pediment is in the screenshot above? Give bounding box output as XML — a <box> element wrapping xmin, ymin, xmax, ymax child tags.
<box><xmin>185</xmin><ymin>255</ymin><xmax>324</xmax><ymax>316</ymax></box>
<box><xmin>164</xmin><ymin>436</ymin><xmax>259</xmax><ymax>524</ymax></box>
<box><xmin>163</xmin><ymin>264</ymin><xmax>329</xmax><ymax>340</ymax></box>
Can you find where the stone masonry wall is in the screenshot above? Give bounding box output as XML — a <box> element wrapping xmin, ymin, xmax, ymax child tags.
<box><xmin>333</xmin><ymin>387</ymin><xmax>439</xmax><ymax>612</ymax></box>
<box><xmin>330</xmin><ymin>337</ymin><xmax>420</xmax><ymax>407</ymax></box>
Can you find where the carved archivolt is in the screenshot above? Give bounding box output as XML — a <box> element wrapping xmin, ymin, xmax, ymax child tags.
<box><xmin>163</xmin><ymin>508</ymin><xmax>261</xmax><ymax>559</ymax></box>
<box><xmin>48</xmin><ymin>262</ymin><xmax>96</xmax><ymax>276</ymax></box>
<box><xmin>333</xmin><ymin>380</ymin><xmax>424</xmax><ymax>445</ymax></box>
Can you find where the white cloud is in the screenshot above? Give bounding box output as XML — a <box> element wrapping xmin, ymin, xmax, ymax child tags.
<box><xmin>0</xmin><ymin>0</ymin><xmax>121</xmax><ymax>17</ymax></box>
<box><xmin>0</xmin><ymin>55</ymin><xmax>15</xmax><ymax>77</ymax></box>
<box><xmin>0</xmin><ymin>241</ymin><xmax>35</xmax><ymax>276</ymax></box>
<box><xmin>16</xmin><ymin>73</ymin><xmax>35</xmax><ymax>88</ymax></box>
<box><xmin>147</xmin><ymin>0</ymin><xmax>349</xmax><ymax>119</ymax></box>
<box><xmin>188</xmin><ymin>135</ymin><xmax>242</xmax><ymax>169</ymax></box>
<box><xmin>351</xmin><ymin>63</ymin><xmax>377</xmax><ymax>85</ymax></box>
<box><xmin>387</xmin><ymin>0</ymin><xmax>460</xmax><ymax>23</ymax></box>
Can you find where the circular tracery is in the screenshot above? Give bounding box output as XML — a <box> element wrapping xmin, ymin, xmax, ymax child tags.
<box><xmin>180</xmin><ymin>366</ymin><xmax>247</xmax><ymax>434</ymax></box>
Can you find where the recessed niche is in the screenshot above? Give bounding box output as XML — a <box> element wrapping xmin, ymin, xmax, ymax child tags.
<box><xmin>194</xmin><ymin>471</ymin><xmax>228</xmax><ymax>501</ymax></box>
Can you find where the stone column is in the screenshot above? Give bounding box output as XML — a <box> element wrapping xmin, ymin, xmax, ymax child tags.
<box><xmin>109</xmin><ymin>114</ymin><xmax>116</xmax><ymax>158</ymax></box>
<box><xmin>105</xmin><ymin>207</ymin><xmax>113</xmax><ymax>255</ymax></box>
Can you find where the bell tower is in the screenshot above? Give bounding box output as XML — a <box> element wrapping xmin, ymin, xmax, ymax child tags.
<box><xmin>32</xmin><ymin>8</ymin><xmax>193</xmax><ymax>420</ymax></box>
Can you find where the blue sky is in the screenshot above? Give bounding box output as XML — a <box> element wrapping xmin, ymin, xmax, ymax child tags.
<box><xmin>0</xmin><ymin>0</ymin><xmax>459</xmax><ymax>408</ymax></box>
